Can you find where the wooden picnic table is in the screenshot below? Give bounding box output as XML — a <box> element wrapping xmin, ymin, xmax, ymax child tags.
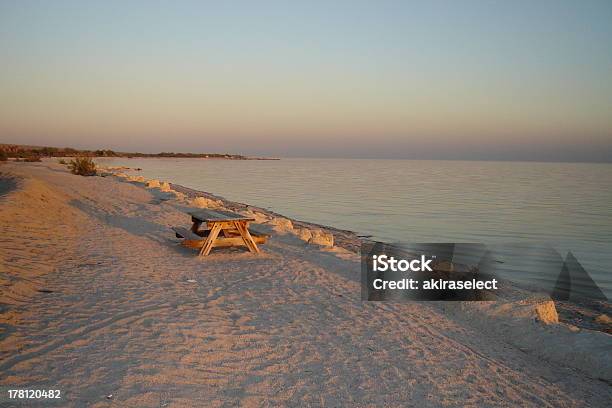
<box><xmin>188</xmin><ymin>209</ymin><xmax>260</xmax><ymax>256</ymax></box>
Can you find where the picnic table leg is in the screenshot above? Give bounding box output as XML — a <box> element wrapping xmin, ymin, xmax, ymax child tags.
<box><xmin>191</xmin><ymin>219</ymin><xmax>203</xmax><ymax>233</ymax></box>
<box><xmin>234</xmin><ymin>221</ymin><xmax>260</xmax><ymax>253</ymax></box>
<box><xmin>199</xmin><ymin>222</ymin><xmax>222</xmax><ymax>256</ymax></box>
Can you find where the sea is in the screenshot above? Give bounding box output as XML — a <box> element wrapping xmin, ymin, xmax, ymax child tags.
<box><xmin>103</xmin><ymin>157</ymin><xmax>612</xmax><ymax>299</ymax></box>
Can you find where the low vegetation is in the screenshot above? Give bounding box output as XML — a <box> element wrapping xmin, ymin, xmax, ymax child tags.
<box><xmin>68</xmin><ymin>156</ymin><xmax>97</xmax><ymax>176</ymax></box>
<box><xmin>0</xmin><ymin>144</ymin><xmax>254</xmax><ymax>160</ymax></box>
<box><xmin>22</xmin><ymin>156</ymin><xmax>42</xmax><ymax>162</ymax></box>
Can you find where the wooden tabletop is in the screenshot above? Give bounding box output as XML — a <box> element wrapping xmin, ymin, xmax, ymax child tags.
<box><xmin>189</xmin><ymin>208</ymin><xmax>255</xmax><ymax>222</ymax></box>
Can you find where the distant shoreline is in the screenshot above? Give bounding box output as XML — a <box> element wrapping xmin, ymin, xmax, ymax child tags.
<box><xmin>0</xmin><ymin>143</ymin><xmax>279</xmax><ymax>161</ymax></box>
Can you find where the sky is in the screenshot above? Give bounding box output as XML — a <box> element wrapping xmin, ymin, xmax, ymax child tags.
<box><xmin>1</xmin><ymin>0</ymin><xmax>611</xmax><ymax>161</ymax></box>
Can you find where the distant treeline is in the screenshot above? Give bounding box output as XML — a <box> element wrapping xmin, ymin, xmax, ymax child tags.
<box><xmin>0</xmin><ymin>144</ymin><xmax>270</xmax><ymax>160</ymax></box>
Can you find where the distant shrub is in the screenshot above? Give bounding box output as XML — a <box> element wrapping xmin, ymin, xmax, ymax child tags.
<box><xmin>39</xmin><ymin>147</ymin><xmax>58</xmax><ymax>156</ymax></box>
<box><xmin>57</xmin><ymin>158</ymin><xmax>67</xmax><ymax>165</ymax></box>
<box><xmin>0</xmin><ymin>151</ymin><xmax>7</xmax><ymax>161</ymax></box>
<box><xmin>68</xmin><ymin>156</ymin><xmax>96</xmax><ymax>176</ymax></box>
<box><xmin>24</xmin><ymin>156</ymin><xmax>42</xmax><ymax>162</ymax></box>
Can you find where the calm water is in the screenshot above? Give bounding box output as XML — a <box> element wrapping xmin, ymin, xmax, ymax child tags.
<box><xmin>105</xmin><ymin>158</ymin><xmax>612</xmax><ymax>297</ymax></box>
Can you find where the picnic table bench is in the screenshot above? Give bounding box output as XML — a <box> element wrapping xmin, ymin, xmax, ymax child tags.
<box><xmin>172</xmin><ymin>208</ymin><xmax>269</xmax><ymax>256</ymax></box>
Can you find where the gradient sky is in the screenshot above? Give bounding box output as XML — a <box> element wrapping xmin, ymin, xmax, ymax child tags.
<box><xmin>1</xmin><ymin>0</ymin><xmax>611</xmax><ymax>161</ymax></box>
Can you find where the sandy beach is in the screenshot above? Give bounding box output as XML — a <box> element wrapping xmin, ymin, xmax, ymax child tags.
<box><xmin>1</xmin><ymin>160</ymin><xmax>610</xmax><ymax>407</ymax></box>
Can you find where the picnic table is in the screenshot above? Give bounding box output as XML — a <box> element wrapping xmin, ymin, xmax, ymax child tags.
<box><xmin>173</xmin><ymin>208</ymin><xmax>267</xmax><ymax>256</ymax></box>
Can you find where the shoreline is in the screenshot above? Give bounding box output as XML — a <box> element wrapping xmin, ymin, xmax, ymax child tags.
<box><xmin>106</xmin><ymin>164</ymin><xmax>611</xmax><ymax>335</ymax></box>
<box><xmin>168</xmin><ymin>182</ymin><xmax>365</xmax><ymax>254</ymax></box>
<box><xmin>171</xmin><ymin>184</ymin><xmax>611</xmax><ymax>334</ymax></box>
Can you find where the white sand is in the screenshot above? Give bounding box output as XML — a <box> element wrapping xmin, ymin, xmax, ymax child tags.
<box><xmin>1</xmin><ymin>161</ymin><xmax>610</xmax><ymax>407</ymax></box>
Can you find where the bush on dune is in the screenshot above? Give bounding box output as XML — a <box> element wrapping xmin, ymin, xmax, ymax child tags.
<box><xmin>68</xmin><ymin>156</ymin><xmax>97</xmax><ymax>176</ymax></box>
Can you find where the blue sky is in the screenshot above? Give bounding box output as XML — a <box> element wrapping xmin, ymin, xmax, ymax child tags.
<box><xmin>1</xmin><ymin>0</ymin><xmax>611</xmax><ymax>161</ymax></box>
